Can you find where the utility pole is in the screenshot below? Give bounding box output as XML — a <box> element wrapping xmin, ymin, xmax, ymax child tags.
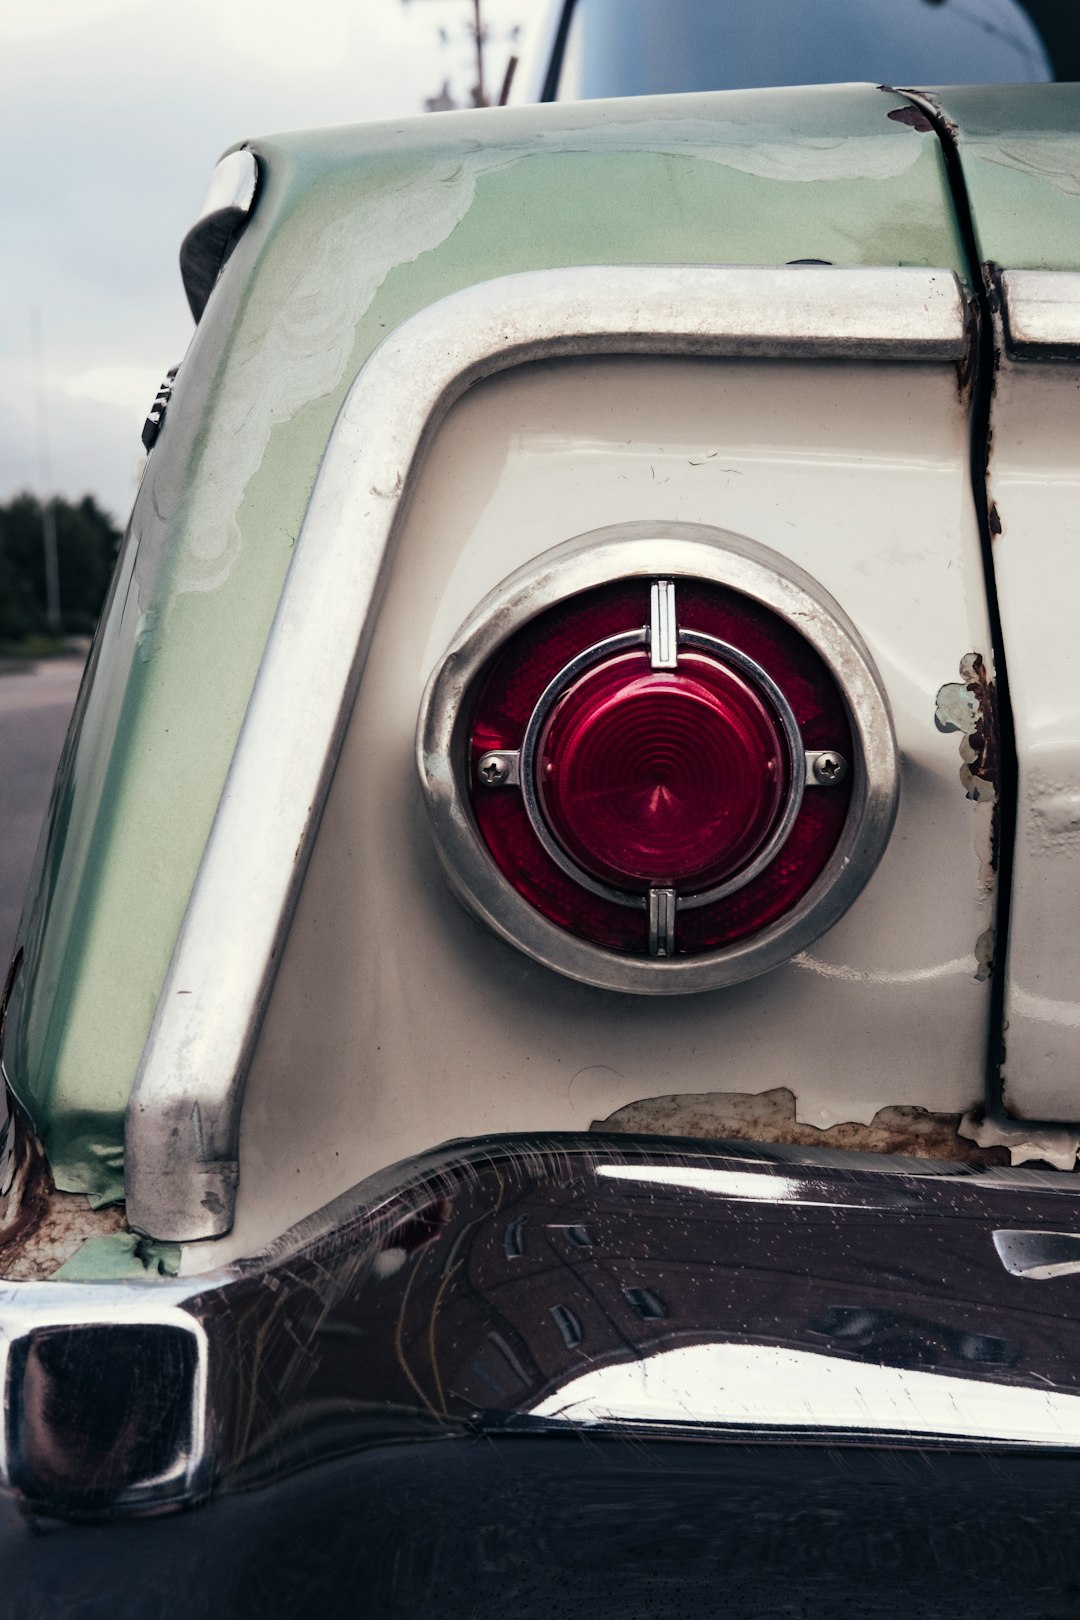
<box><xmin>28</xmin><ymin>305</ymin><xmax>61</xmax><ymax>637</ymax></box>
<box><xmin>404</xmin><ymin>0</ymin><xmax>520</xmax><ymax>111</ymax></box>
<box><xmin>470</xmin><ymin>0</ymin><xmax>485</xmax><ymax>109</ymax></box>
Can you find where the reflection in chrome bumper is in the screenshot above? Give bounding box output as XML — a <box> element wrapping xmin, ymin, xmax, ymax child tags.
<box><xmin>4</xmin><ymin>1133</ymin><xmax>1080</xmax><ymax>1517</ymax></box>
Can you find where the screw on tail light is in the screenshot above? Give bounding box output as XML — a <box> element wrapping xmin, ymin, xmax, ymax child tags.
<box><xmin>417</xmin><ymin>524</ymin><xmax>898</xmax><ymax>994</ymax></box>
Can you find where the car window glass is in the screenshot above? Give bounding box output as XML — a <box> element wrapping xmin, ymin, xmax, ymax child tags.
<box><xmin>556</xmin><ymin>0</ymin><xmax>1079</xmax><ymax>100</ymax></box>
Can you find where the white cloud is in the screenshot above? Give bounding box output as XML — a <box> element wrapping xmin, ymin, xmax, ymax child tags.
<box><xmin>0</xmin><ymin>0</ymin><xmax>134</xmax><ymax>45</ymax></box>
<box><xmin>0</xmin><ymin>0</ymin><xmax>537</xmax><ymax>517</ymax></box>
<box><xmin>66</xmin><ymin>365</ymin><xmax>163</xmax><ymax>420</ymax></box>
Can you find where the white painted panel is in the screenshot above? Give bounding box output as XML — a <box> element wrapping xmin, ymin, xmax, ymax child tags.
<box><xmin>988</xmin><ymin>360</ymin><xmax>1080</xmax><ymax>1121</ymax></box>
<box><xmin>186</xmin><ymin>355</ymin><xmax>993</xmax><ymax>1268</ymax></box>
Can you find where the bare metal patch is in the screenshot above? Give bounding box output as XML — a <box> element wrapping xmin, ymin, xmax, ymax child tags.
<box><xmin>592</xmin><ymin>1086</ymin><xmax>1008</xmax><ymax>1166</ymax></box>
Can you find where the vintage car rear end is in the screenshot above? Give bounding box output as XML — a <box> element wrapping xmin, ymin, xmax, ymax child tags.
<box><xmin>3</xmin><ymin>4</ymin><xmax>1080</xmax><ymax>1610</ymax></box>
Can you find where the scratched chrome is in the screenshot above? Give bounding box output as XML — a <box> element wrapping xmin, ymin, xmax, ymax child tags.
<box><xmin>13</xmin><ymin>1136</ymin><xmax>1080</xmax><ymax>1518</ymax></box>
<box><xmin>126</xmin><ymin>265</ymin><xmax>954</xmax><ymax>1244</ymax></box>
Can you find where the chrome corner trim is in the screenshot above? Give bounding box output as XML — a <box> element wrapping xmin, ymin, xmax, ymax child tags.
<box><xmin>1000</xmin><ymin>270</ymin><xmax>1080</xmax><ymax>361</ymax></box>
<box><xmin>125</xmin><ymin>263</ymin><xmax>959</xmax><ymax>1242</ymax></box>
<box><xmin>179</xmin><ymin>148</ymin><xmax>259</xmax><ymax>322</ymax></box>
<box><xmin>0</xmin><ymin>1281</ymin><xmax>211</xmax><ymax>1516</ymax></box>
<box><xmin>418</xmin><ymin>522</ymin><xmax>898</xmax><ymax>992</ymax></box>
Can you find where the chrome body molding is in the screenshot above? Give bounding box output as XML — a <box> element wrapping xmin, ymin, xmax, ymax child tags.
<box><xmin>417</xmin><ymin>525</ymin><xmax>898</xmax><ymax>988</ymax></box>
<box><xmin>179</xmin><ymin>148</ymin><xmax>259</xmax><ymax>321</ymax></box>
<box><xmin>12</xmin><ymin>1134</ymin><xmax>1080</xmax><ymax>1519</ymax></box>
<box><xmin>1000</xmin><ymin>269</ymin><xmax>1080</xmax><ymax>360</ymax></box>
<box><xmin>125</xmin><ymin>263</ymin><xmax>967</xmax><ymax>1242</ymax></box>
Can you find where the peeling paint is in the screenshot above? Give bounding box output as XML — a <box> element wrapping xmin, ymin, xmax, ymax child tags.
<box><xmin>891</xmin><ymin>87</ymin><xmax>959</xmax><ymax>147</ymax></box>
<box><xmin>935</xmin><ymin>652</ymin><xmax>999</xmax><ymax>882</ymax></box>
<box><xmin>593</xmin><ymin>1087</ymin><xmax>1008</xmax><ymax>1165</ymax></box>
<box><xmin>50</xmin><ymin>1232</ymin><xmax>181</xmax><ymax>1281</ymax></box>
<box><xmin>960</xmin><ymin>1109</ymin><xmax>1080</xmax><ymax>1172</ymax></box>
<box><xmin>974</xmin><ymin>926</ymin><xmax>995</xmax><ymax>982</ymax></box>
<box><xmin>887</xmin><ymin>106</ymin><xmax>935</xmax><ymax>135</ymax></box>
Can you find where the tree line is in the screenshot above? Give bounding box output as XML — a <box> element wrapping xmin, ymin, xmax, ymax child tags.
<box><xmin>0</xmin><ymin>494</ymin><xmax>120</xmax><ymax>644</ymax></box>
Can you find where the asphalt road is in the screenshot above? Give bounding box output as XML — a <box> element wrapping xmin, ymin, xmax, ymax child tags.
<box><xmin>0</xmin><ymin>660</ymin><xmax>85</xmax><ymax>974</ymax></box>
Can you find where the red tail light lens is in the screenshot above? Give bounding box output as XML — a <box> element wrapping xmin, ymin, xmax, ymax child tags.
<box><xmin>536</xmin><ymin>650</ymin><xmax>789</xmax><ymax>891</ymax></box>
<box><xmin>468</xmin><ymin>576</ymin><xmax>853</xmax><ymax>958</ymax></box>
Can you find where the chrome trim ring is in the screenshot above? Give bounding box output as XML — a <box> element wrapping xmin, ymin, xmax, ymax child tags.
<box><xmin>418</xmin><ymin>521</ymin><xmax>899</xmax><ymax>997</ymax></box>
<box><xmin>518</xmin><ymin>629</ymin><xmax>650</xmax><ymax>908</ymax></box>
<box><xmin>672</xmin><ymin>630</ymin><xmax>805</xmax><ymax>908</ymax></box>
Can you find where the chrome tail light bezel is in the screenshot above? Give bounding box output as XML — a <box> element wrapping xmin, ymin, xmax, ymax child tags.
<box><xmin>416</xmin><ymin>521</ymin><xmax>900</xmax><ymax>995</ymax></box>
<box><xmin>417</xmin><ymin>524</ymin><xmax>900</xmax><ymax>991</ymax></box>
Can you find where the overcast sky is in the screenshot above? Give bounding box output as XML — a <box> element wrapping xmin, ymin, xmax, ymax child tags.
<box><xmin>0</xmin><ymin>0</ymin><xmax>534</xmax><ymax>525</ymax></box>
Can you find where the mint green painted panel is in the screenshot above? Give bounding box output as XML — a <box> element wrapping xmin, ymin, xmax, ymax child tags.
<box><xmin>2</xmin><ymin>85</ymin><xmax>967</xmax><ymax>1202</ymax></box>
<box><xmin>49</xmin><ymin>1233</ymin><xmax>180</xmax><ymax>1281</ymax></box>
<box><xmin>928</xmin><ymin>83</ymin><xmax>1080</xmax><ymax>271</ymax></box>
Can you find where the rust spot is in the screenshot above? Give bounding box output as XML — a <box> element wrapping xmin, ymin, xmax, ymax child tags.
<box><xmin>887</xmin><ymin>105</ymin><xmax>934</xmax><ymax>133</ymax></box>
<box><xmin>963</xmin><ymin>652</ymin><xmax>1000</xmax><ymax>799</ymax></box>
<box><xmin>956</xmin><ymin>295</ymin><xmax>979</xmax><ymax>403</ymax></box>
<box><xmin>935</xmin><ymin>653</ymin><xmax>1000</xmax><ymax>877</ymax></box>
<box><xmin>0</xmin><ymin>1111</ymin><xmax>126</xmax><ymax>1282</ymax></box>
<box><xmin>882</xmin><ymin>86</ymin><xmax>958</xmax><ymax>143</ymax></box>
<box><xmin>592</xmin><ymin>1087</ymin><xmax>1009</xmax><ymax>1167</ymax></box>
<box><xmin>988</xmin><ymin>501</ymin><xmax>1002</xmax><ymax>536</ymax></box>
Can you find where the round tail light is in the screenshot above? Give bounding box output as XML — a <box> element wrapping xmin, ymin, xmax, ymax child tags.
<box><xmin>418</xmin><ymin>524</ymin><xmax>897</xmax><ymax>994</ymax></box>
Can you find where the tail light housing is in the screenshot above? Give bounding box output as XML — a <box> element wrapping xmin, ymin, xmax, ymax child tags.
<box><xmin>417</xmin><ymin>523</ymin><xmax>898</xmax><ymax>994</ymax></box>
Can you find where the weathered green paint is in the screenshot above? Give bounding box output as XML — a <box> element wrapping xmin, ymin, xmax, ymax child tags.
<box><xmin>49</xmin><ymin>1233</ymin><xmax>181</xmax><ymax>1282</ymax></box>
<box><xmin>927</xmin><ymin>83</ymin><xmax>1080</xmax><ymax>271</ymax></box>
<box><xmin>2</xmin><ymin>85</ymin><xmax>967</xmax><ymax>1204</ymax></box>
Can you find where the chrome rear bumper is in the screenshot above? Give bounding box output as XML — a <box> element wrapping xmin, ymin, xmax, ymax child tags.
<box><xmin>4</xmin><ymin>1132</ymin><xmax>1080</xmax><ymax>1519</ymax></box>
